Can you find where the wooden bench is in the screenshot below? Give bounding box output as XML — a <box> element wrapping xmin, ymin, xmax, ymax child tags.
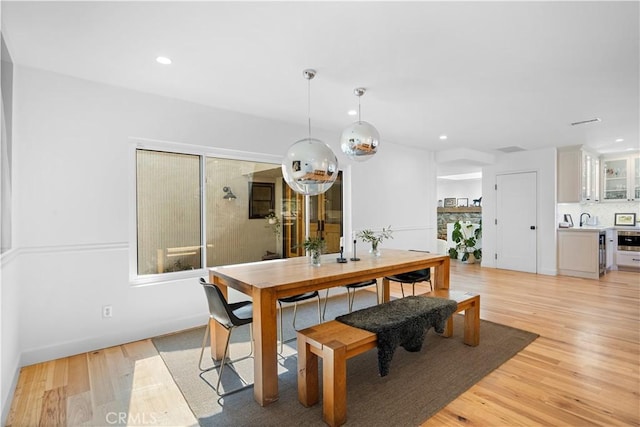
<box><xmin>423</xmin><ymin>289</ymin><xmax>480</xmax><ymax>346</ymax></box>
<box><xmin>297</xmin><ymin>291</ymin><xmax>480</xmax><ymax>427</ymax></box>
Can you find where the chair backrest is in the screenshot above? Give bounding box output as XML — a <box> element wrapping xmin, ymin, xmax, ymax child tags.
<box><xmin>413</xmin><ymin>268</ymin><xmax>431</xmax><ymax>280</ymax></box>
<box><xmin>408</xmin><ymin>250</ymin><xmax>431</xmax><ymax>280</ymax></box>
<box><xmin>199</xmin><ymin>278</ymin><xmax>238</xmax><ymax>328</ymax></box>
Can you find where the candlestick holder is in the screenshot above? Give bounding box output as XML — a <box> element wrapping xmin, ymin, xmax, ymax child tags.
<box><xmin>350</xmin><ymin>239</ymin><xmax>360</xmax><ymax>261</ymax></box>
<box><xmin>336</xmin><ymin>246</ymin><xmax>347</xmax><ymax>263</ymax></box>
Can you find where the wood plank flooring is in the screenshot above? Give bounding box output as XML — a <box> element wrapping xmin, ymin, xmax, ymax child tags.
<box><xmin>6</xmin><ymin>263</ymin><xmax>640</xmax><ymax>426</ymax></box>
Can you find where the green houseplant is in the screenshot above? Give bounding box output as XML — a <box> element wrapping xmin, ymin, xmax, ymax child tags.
<box><xmin>302</xmin><ymin>236</ymin><xmax>326</xmax><ymax>266</ymax></box>
<box><xmin>357</xmin><ymin>226</ymin><xmax>393</xmax><ymax>256</ymax></box>
<box><xmin>264</xmin><ymin>212</ymin><xmax>281</xmax><ymax>236</ymax></box>
<box><xmin>448</xmin><ymin>220</ymin><xmax>482</xmax><ymax>263</ymax></box>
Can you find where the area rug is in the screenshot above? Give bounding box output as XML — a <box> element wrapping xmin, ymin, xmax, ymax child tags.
<box><xmin>152</xmin><ymin>291</ymin><xmax>538</xmax><ymax>427</ymax></box>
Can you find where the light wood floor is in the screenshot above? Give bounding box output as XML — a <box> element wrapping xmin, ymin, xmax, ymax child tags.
<box><xmin>6</xmin><ymin>263</ymin><xmax>640</xmax><ymax>426</ymax></box>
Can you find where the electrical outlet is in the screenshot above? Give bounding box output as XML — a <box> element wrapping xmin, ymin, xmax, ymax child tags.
<box><xmin>102</xmin><ymin>305</ymin><xmax>113</xmax><ymax>318</ymax></box>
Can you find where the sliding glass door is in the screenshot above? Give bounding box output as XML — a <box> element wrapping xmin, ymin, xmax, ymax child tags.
<box><xmin>283</xmin><ymin>172</ymin><xmax>343</xmax><ymax>257</ymax></box>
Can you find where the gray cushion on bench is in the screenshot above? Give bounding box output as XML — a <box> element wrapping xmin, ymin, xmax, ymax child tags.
<box><xmin>336</xmin><ymin>296</ymin><xmax>457</xmax><ymax>376</ymax></box>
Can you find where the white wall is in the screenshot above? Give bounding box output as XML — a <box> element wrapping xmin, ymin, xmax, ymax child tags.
<box><xmin>482</xmin><ymin>147</ymin><xmax>557</xmax><ymax>275</ymax></box>
<box><xmin>7</xmin><ymin>65</ymin><xmax>437</xmax><ymax>380</ymax></box>
<box><xmin>0</xmin><ymin>252</ymin><xmax>20</xmax><ymax>424</ymax></box>
<box><xmin>350</xmin><ymin>143</ymin><xmax>437</xmax><ymax>253</ymax></box>
<box><xmin>437</xmin><ymin>178</ymin><xmax>482</xmax><ymax>206</ymax></box>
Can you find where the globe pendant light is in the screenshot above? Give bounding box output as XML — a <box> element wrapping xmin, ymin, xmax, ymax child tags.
<box><xmin>282</xmin><ymin>69</ymin><xmax>339</xmax><ymax>196</ymax></box>
<box><xmin>340</xmin><ymin>87</ymin><xmax>380</xmax><ymax>161</ymax></box>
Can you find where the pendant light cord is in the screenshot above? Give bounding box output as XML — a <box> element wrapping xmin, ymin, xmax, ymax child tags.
<box><xmin>358</xmin><ymin>95</ymin><xmax>362</xmax><ymax>123</ymax></box>
<box><xmin>307</xmin><ymin>77</ymin><xmax>312</xmax><ymax>139</ymax></box>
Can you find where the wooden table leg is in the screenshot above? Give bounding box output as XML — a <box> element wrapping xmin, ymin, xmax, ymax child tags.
<box><xmin>434</xmin><ymin>257</ymin><xmax>450</xmax><ymax>290</ymax></box>
<box><xmin>381</xmin><ymin>277</ymin><xmax>391</xmax><ymax>303</ymax></box>
<box><xmin>252</xmin><ymin>288</ymin><xmax>279</xmax><ymax>406</ymax></box>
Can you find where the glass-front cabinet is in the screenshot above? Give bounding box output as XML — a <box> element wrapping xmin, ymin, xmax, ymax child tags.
<box><xmin>635</xmin><ymin>157</ymin><xmax>640</xmax><ymax>200</ymax></box>
<box><xmin>581</xmin><ymin>151</ymin><xmax>600</xmax><ymax>202</ymax></box>
<box><xmin>557</xmin><ymin>146</ymin><xmax>600</xmax><ymax>203</ymax></box>
<box><xmin>602</xmin><ymin>154</ymin><xmax>640</xmax><ymax>201</ymax></box>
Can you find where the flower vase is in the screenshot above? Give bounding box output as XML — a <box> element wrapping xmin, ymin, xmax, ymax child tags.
<box><xmin>310</xmin><ymin>250</ymin><xmax>322</xmax><ymax>267</ymax></box>
<box><xmin>369</xmin><ymin>241</ymin><xmax>381</xmax><ymax>257</ymax></box>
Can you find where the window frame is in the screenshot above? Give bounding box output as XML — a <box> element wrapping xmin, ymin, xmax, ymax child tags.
<box><xmin>128</xmin><ymin>137</ymin><xmax>284</xmax><ymax>285</ymax></box>
<box><xmin>248</xmin><ymin>182</ymin><xmax>275</xmax><ymax>219</ymax></box>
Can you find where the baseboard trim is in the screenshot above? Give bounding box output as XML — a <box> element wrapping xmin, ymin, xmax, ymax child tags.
<box><xmin>20</xmin><ymin>313</ymin><xmax>205</xmax><ymax>367</ymax></box>
<box><xmin>1</xmin><ymin>355</ymin><xmax>21</xmax><ymax>426</ymax></box>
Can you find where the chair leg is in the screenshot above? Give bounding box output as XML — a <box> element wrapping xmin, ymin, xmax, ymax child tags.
<box><xmin>292</xmin><ymin>302</ymin><xmax>299</xmax><ymax>329</ymax></box>
<box><xmin>199</xmin><ymin>321</ymin><xmax>253</xmax><ymax>371</ymax></box>
<box><xmin>400</xmin><ymin>282</ymin><xmax>406</xmax><ymax>298</ymax></box>
<box><xmin>199</xmin><ymin>323</ymin><xmax>254</xmax><ymax>397</ymax></box>
<box><xmin>291</xmin><ymin>296</ymin><xmax>322</xmax><ymax>329</ymax></box>
<box><xmin>198</xmin><ymin>321</ymin><xmax>212</xmax><ymax>371</ymax></box>
<box><xmin>215</xmin><ymin>325</ymin><xmax>234</xmax><ymax>392</ymax></box>
<box><xmin>412</xmin><ymin>282</ymin><xmax>416</xmax><ymax>296</ymax></box>
<box><xmin>322</xmin><ymin>289</ymin><xmax>330</xmax><ymax>320</ymax></box>
<box><xmin>347</xmin><ymin>287</ymin><xmax>355</xmax><ymax>312</ymax></box>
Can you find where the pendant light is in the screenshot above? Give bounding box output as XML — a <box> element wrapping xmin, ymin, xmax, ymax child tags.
<box><xmin>340</xmin><ymin>87</ymin><xmax>380</xmax><ymax>161</ymax></box>
<box><xmin>282</xmin><ymin>69</ymin><xmax>339</xmax><ymax>196</ymax></box>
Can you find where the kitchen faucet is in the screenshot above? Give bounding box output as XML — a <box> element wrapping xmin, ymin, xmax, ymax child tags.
<box><xmin>579</xmin><ymin>212</ymin><xmax>591</xmax><ymax>227</ymax></box>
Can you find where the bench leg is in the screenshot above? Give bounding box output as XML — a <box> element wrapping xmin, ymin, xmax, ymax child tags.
<box><xmin>322</xmin><ymin>341</ymin><xmax>347</xmax><ymax>427</ymax></box>
<box><xmin>442</xmin><ymin>316</ymin><xmax>453</xmax><ymax>338</ymax></box>
<box><xmin>463</xmin><ymin>299</ymin><xmax>480</xmax><ymax>346</ymax></box>
<box><xmin>297</xmin><ymin>334</ymin><xmax>319</xmax><ymax>407</ymax></box>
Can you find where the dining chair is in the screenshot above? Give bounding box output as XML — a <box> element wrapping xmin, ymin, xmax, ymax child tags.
<box><xmin>384</xmin><ymin>249</ymin><xmax>433</xmax><ymax>297</ymax></box>
<box><xmin>198</xmin><ymin>278</ymin><xmax>254</xmax><ymax>396</ymax></box>
<box><xmin>278</xmin><ymin>291</ymin><xmax>322</xmax><ymax>354</ymax></box>
<box><xmin>384</xmin><ymin>268</ymin><xmax>432</xmax><ymax>297</ymax></box>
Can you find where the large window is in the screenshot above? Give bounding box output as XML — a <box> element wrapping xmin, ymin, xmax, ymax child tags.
<box><xmin>136</xmin><ymin>150</ymin><xmax>202</xmax><ymax>275</ymax></box>
<box><xmin>134</xmin><ymin>147</ymin><xmax>344</xmax><ymax>279</ymax></box>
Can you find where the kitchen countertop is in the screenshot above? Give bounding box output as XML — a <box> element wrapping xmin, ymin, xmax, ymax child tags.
<box><xmin>558</xmin><ymin>225</ymin><xmax>640</xmax><ymax>232</ymax></box>
<box><xmin>558</xmin><ymin>225</ymin><xmax>610</xmax><ymax>232</ymax></box>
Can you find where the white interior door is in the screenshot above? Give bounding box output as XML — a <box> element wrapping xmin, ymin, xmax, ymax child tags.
<box><xmin>496</xmin><ymin>172</ymin><xmax>537</xmax><ymax>273</ymax></box>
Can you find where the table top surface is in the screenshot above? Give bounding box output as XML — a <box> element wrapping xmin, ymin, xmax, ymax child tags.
<box><xmin>209</xmin><ymin>249</ymin><xmax>447</xmax><ymax>292</ymax></box>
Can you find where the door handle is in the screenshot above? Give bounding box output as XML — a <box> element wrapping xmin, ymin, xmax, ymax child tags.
<box><xmin>530</xmin><ymin>226</ymin><xmax>536</xmax><ymax>230</ymax></box>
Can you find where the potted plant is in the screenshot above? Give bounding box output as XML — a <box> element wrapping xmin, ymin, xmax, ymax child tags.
<box><xmin>357</xmin><ymin>226</ymin><xmax>393</xmax><ymax>256</ymax></box>
<box><xmin>264</xmin><ymin>212</ymin><xmax>281</xmax><ymax>236</ymax></box>
<box><xmin>302</xmin><ymin>236</ymin><xmax>326</xmax><ymax>266</ymax></box>
<box><xmin>448</xmin><ymin>220</ymin><xmax>482</xmax><ymax>263</ymax></box>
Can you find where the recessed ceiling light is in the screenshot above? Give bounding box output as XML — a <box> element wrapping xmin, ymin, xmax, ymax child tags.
<box><xmin>439</xmin><ymin>135</ymin><xmax>448</xmax><ymax>140</ymax></box>
<box><xmin>156</xmin><ymin>56</ymin><xmax>172</xmax><ymax>65</ymax></box>
<box><xmin>615</xmin><ymin>138</ymin><xmax>624</xmax><ymax>142</ymax></box>
<box><xmin>347</xmin><ymin>110</ymin><xmax>357</xmax><ymax>116</ymax></box>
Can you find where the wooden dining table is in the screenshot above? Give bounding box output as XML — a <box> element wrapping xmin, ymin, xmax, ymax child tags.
<box><xmin>208</xmin><ymin>248</ymin><xmax>450</xmax><ymax>406</ymax></box>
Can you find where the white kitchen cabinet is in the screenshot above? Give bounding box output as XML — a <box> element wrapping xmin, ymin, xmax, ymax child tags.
<box><xmin>616</xmin><ymin>251</ymin><xmax>640</xmax><ymax>269</ymax></box>
<box><xmin>557</xmin><ymin>229</ymin><xmax>602</xmax><ymax>279</ymax></box>
<box><xmin>557</xmin><ymin>146</ymin><xmax>599</xmax><ymax>203</ymax></box>
<box><xmin>602</xmin><ymin>153</ymin><xmax>640</xmax><ymax>202</ymax></box>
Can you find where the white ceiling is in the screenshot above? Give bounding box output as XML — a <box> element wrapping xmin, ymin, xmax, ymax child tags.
<box><xmin>2</xmin><ymin>1</ymin><xmax>639</xmax><ymax>175</ymax></box>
